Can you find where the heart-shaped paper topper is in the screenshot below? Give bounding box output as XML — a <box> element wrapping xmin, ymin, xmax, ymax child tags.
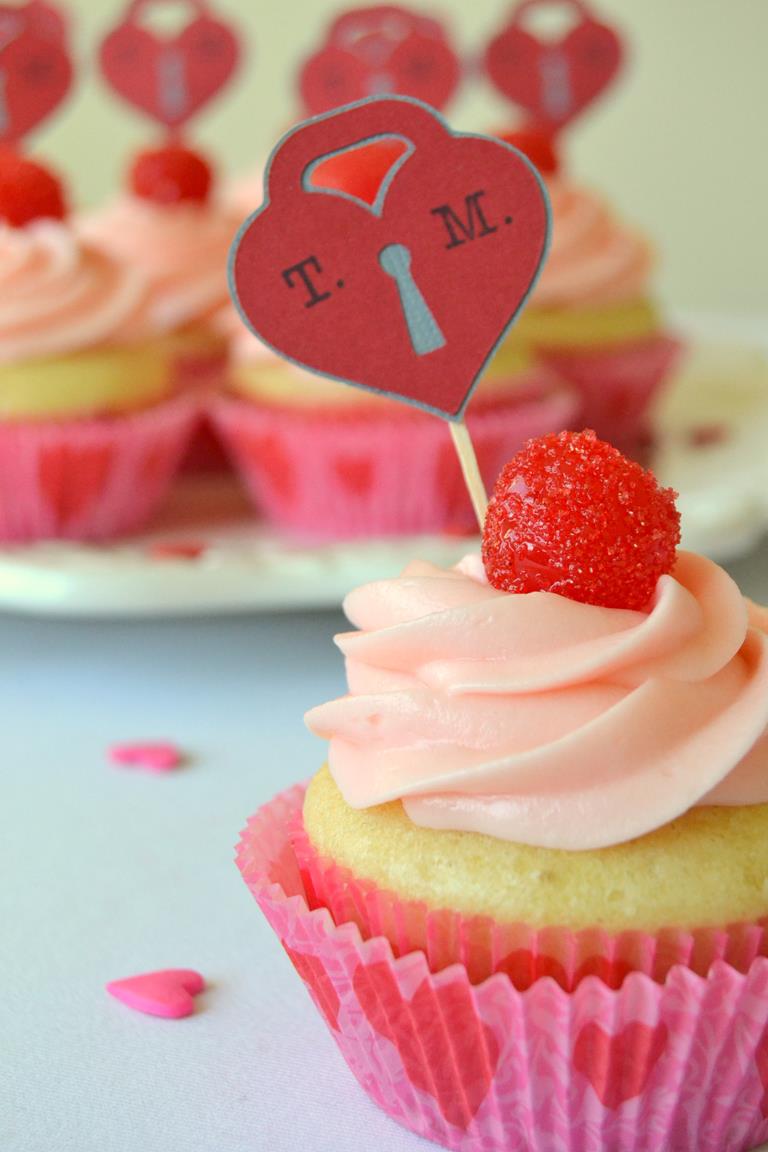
<box><xmin>230</xmin><ymin>96</ymin><xmax>550</xmax><ymax>422</ymax></box>
<box><xmin>484</xmin><ymin>0</ymin><xmax>624</xmax><ymax>134</ymax></box>
<box><xmin>0</xmin><ymin>1</ymin><xmax>73</xmax><ymax>145</ymax></box>
<box><xmin>99</xmin><ymin>0</ymin><xmax>239</xmax><ymax>131</ymax></box>
<box><xmin>299</xmin><ymin>5</ymin><xmax>461</xmax><ymax>117</ymax></box>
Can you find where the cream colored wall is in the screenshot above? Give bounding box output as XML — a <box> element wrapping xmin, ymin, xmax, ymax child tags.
<box><xmin>38</xmin><ymin>0</ymin><xmax>767</xmax><ymax>314</ymax></box>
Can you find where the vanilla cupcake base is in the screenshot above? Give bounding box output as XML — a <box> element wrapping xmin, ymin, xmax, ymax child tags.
<box><xmin>305</xmin><ymin>766</ymin><xmax>768</xmax><ymax>936</ymax></box>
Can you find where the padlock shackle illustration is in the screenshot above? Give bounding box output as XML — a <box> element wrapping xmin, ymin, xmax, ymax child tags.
<box><xmin>266</xmin><ymin>95</ymin><xmax>447</xmax><ymax>208</ymax></box>
<box><xmin>511</xmin><ymin>0</ymin><xmax>591</xmax><ymax>24</ymax></box>
<box><xmin>328</xmin><ymin>5</ymin><xmax>446</xmax><ymax>48</ymax></box>
<box><xmin>122</xmin><ymin>0</ymin><xmax>210</xmax><ymax>23</ymax></box>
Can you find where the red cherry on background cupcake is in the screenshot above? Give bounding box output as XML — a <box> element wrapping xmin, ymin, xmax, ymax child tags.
<box><xmin>482</xmin><ymin>429</ymin><xmax>681</xmax><ymax>611</ymax></box>
<box><xmin>130</xmin><ymin>144</ymin><xmax>213</xmax><ymax>205</ymax></box>
<box><xmin>496</xmin><ymin>128</ymin><xmax>559</xmax><ymax>177</ymax></box>
<box><xmin>0</xmin><ymin>148</ymin><xmax>67</xmax><ymax>228</ymax></box>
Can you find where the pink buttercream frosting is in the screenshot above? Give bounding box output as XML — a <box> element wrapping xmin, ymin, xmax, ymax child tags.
<box><xmin>0</xmin><ymin>220</ymin><xmax>145</xmax><ymax>364</ymax></box>
<box><xmin>305</xmin><ymin>552</ymin><xmax>768</xmax><ymax>850</ymax></box>
<box><xmin>531</xmin><ymin>181</ymin><xmax>653</xmax><ymax>309</ymax></box>
<box><xmin>79</xmin><ymin>196</ymin><xmax>236</xmax><ymax>334</ymax></box>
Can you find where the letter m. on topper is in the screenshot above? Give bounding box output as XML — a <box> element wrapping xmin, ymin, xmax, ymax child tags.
<box><xmin>229</xmin><ymin>95</ymin><xmax>550</xmax><ymax>421</ymax></box>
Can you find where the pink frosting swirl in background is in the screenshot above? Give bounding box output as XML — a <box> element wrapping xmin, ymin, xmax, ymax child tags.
<box><xmin>305</xmin><ymin>552</ymin><xmax>768</xmax><ymax>850</ymax></box>
<box><xmin>531</xmin><ymin>181</ymin><xmax>653</xmax><ymax>308</ymax></box>
<box><xmin>79</xmin><ymin>197</ymin><xmax>236</xmax><ymax>334</ymax></box>
<box><xmin>0</xmin><ymin>221</ymin><xmax>145</xmax><ymax>364</ymax></box>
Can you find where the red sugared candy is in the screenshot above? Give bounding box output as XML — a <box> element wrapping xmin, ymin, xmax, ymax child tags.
<box><xmin>482</xmin><ymin>430</ymin><xmax>681</xmax><ymax>610</ymax></box>
<box><xmin>496</xmin><ymin>128</ymin><xmax>559</xmax><ymax>177</ymax></box>
<box><xmin>0</xmin><ymin>148</ymin><xmax>67</xmax><ymax>228</ymax></box>
<box><xmin>130</xmin><ymin>145</ymin><xmax>213</xmax><ymax>205</ymax></box>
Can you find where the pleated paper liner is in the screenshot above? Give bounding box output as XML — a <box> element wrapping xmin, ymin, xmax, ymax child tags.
<box><xmin>539</xmin><ymin>332</ymin><xmax>682</xmax><ymax>459</ymax></box>
<box><xmin>290</xmin><ymin>811</ymin><xmax>768</xmax><ymax>989</ymax></box>
<box><xmin>210</xmin><ymin>376</ymin><xmax>579</xmax><ymax>539</ymax></box>
<box><xmin>0</xmin><ymin>393</ymin><xmax>198</xmax><ymax>542</ymax></box>
<box><xmin>237</xmin><ymin>785</ymin><xmax>768</xmax><ymax>1152</ymax></box>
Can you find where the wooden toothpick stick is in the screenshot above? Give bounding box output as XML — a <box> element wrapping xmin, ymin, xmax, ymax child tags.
<box><xmin>450</xmin><ymin>420</ymin><xmax>488</xmax><ymax>532</ymax></box>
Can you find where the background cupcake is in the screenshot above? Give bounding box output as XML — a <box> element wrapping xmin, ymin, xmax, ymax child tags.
<box><xmin>213</xmin><ymin>321</ymin><xmax>578</xmax><ymax>540</ymax></box>
<box><xmin>80</xmin><ymin>143</ymin><xmax>235</xmax><ymax>396</ymax></box>
<box><xmin>486</xmin><ymin>132</ymin><xmax>681</xmax><ymax>458</ymax></box>
<box><xmin>0</xmin><ymin>149</ymin><xmax>196</xmax><ymax>542</ymax></box>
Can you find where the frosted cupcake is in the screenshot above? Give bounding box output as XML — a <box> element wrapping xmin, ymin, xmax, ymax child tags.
<box><xmin>239</xmin><ymin>431</ymin><xmax>768</xmax><ymax>1152</ymax></box>
<box><xmin>212</xmin><ymin>324</ymin><xmax>577</xmax><ymax>539</ymax></box>
<box><xmin>0</xmin><ymin>150</ymin><xmax>196</xmax><ymax>542</ymax></box>
<box><xmin>488</xmin><ymin>133</ymin><xmax>681</xmax><ymax>456</ymax></box>
<box><xmin>80</xmin><ymin>144</ymin><xmax>235</xmax><ymax>394</ymax></box>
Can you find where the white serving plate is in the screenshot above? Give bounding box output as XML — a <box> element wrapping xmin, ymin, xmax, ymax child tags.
<box><xmin>0</xmin><ymin>335</ymin><xmax>766</xmax><ymax>618</ymax></box>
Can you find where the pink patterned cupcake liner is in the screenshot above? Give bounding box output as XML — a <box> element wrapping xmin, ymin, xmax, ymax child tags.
<box><xmin>211</xmin><ymin>379</ymin><xmax>579</xmax><ymax>540</ymax></box>
<box><xmin>291</xmin><ymin>811</ymin><xmax>768</xmax><ymax>990</ymax></box>
<box><xmin>237</xmin><ymin>785</ymin><xmax>768</xmax><ymax>1152</ymax></box>
<box><xmin>0</xmin><ymin>394</ymin><xmax>198</xmax><ymax>542</ymax></box>
<box><xmin>539</xmin><ymin>334</ymin><xmax>682</xmax><ymax>458</ymax></box>
<box><xmin>171</xmin><ymin>342</ymin><xmax>230</xmax><ymax>394</ymax></box>
<box><xmin>173</xmin><ymin>343</ymin><xmax>231</xmax><ymax>474</ymax></box>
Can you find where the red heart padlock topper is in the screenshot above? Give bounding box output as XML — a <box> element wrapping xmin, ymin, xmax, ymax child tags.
<box><xmin>99</xmin><ymin>0</ymin><xmax>239</xmax><ymax>130</ymax></box>
<box><xmin>230</xmin><ymin>97</ymin><xmax>550</xmax><ymax>421</ymax></box>
<box><xmin>299</xmin><ymin>5</ymin><xmax>460</xmax><ymax>117</ymax></box>
<box><xmin>0</xmin><ymin>1</ymin><xmax>72</xmax><ymax>145</ymax></box>
<box><xmin>485</xmin><ymin>0</ymin><xmax>623</xmax><ymax>133</ymax></box>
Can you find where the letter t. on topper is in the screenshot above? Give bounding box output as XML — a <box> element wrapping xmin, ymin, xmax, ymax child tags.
<box><xmin>228</xmin><ymin>96</ymin><xmax>550</xmax><ymax>527</ymax></box>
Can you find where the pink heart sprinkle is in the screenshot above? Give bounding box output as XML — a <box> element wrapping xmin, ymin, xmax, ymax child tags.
<box><xmin>146</xmin><ymin>540</ymin><xmax>207</xmax><ymax>560</ymax></box>
<box><xmin>106</xmin><ymin>969</ymin><xmax>205</xmax><ymax>1019</ymax></box>
<box><xmin>109</xmin><ymin>742</ymin><xmax>183</xmax><ymax>772</ymax></box>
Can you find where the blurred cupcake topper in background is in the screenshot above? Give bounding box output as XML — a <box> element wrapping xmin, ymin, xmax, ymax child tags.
<box><xmin>229</xmin><ymin>96</ymin><xmax>550</xmax><ymax>527</ymax></box>
<box><xmin>298</xmin><ymin>5</ymin><xmax>461</xmax><ymax>118</ymax></box>
<box><xmin>98</xmin><ymin>0</ymin><xmax>240</xmax><ymax>135</ymax></box>
<box><xmin>484</xmin><ymin>0</ymin><xmax>624</xmax><ymax>135</ymax></box>
<box><xmin>0</xmin><ymin>0</ymin><xmax>73</xmax><ymax>146</ymax></box>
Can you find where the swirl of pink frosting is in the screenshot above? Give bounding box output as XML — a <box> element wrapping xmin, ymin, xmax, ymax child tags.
<box><xmin>305</xmin><ymin>552</ymin><xmax>768</xmax><ymax>850</ymax></box>
<box><xmin>0</xmin><ymin>221</ymin><xmax>145</xmax><ymax>364</ymax></box>
<box><xmin>79</xmin><ymin>196</ymin><xmax>236</xmax><ymax>334</ymax></box>
<box><xmin>531</xmin><ymin>181</ymin><xmax>653</xmax><ymax>308</ymax></box>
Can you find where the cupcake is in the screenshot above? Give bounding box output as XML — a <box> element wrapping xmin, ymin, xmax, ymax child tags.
<box><xmin>0</xmin><ymin>150</ymin><xmax>196</xmax><ymax>542</ymax></box>
<box><xmin>80</xmin><ymin>144</ymin><xmax>236</xmax><ymax>395</ymax></box>
<box><xmin>238</xmin><ymin>431</ymin><xmax>768</xmax><ymax>1152</ymax></box>
<box><xmin>212</xmin><ymin>325</ymin><xmax>577</xmax><ymax>539</ymax></box>
<box><xmin>487</xmin><ymin>133</ymin><xmax>681</xmax><ymax>458</ymax></box>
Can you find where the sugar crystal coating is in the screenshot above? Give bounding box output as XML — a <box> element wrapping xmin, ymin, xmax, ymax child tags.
<box><xmin>482</xmin><ymin>429</ymin><xmax>681</xmax><ymax>610</ymax></box>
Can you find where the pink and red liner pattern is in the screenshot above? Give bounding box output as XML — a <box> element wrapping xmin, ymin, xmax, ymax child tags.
<box><xmin>539</xmin><ymin>334</ymin><xmax>682</xmax><ymax>460</ymax></box>
<box><xmin>0</xmin><ymin>394</ymin><xmax>197</xmax><ymax>542</ymax></box>
<box><xmin>212</xmin><ymin>380</ymin><xmax>578</xmax><ymax>540</ymax></box>
<box><xmin>237</xmin><ymin>785</ymin><xmax>768</xmax><ymax>1152</ymax></box>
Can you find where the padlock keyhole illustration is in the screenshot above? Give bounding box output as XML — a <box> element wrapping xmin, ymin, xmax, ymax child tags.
<box><xmin>0</xmin><ymin>68</ymin><xmax>8</xmax><ymax>134</ymax></box>
<box><xmin>132</xmin><ymin>0</ymin><xmax>203</xmax><ymax>37</ymax></box>
<box><xmin>380</xmin><ymin>243</ymin><xmax>445</xmax><ymax>356</ymax></box>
